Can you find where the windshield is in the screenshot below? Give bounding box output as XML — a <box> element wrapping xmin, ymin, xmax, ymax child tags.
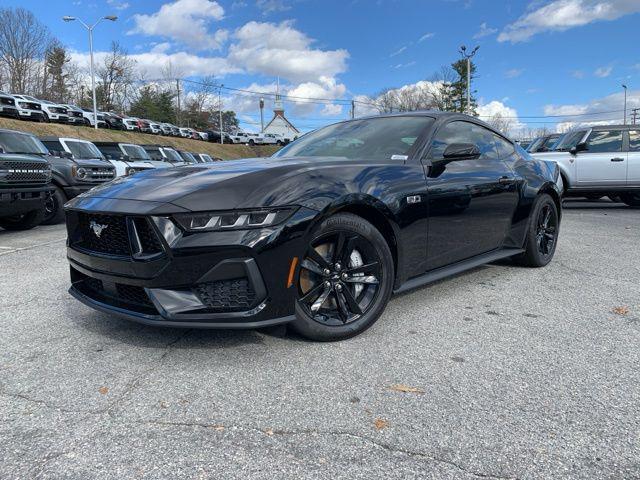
<box><xmin>275</xmin><ymin>116</ymin><xmax>434</xmax><ymax>160</ymax></box>
<box><xmin>65</xmin><ymin>140</ymin><xmax>104</xmax><ymax>160</ymax></box>
<box><xmin>553</xmin><ymin>130</ymin><xmax>587</xmax><ymax>151</ymax></box>
<box><xmin>162</xmin><ymin>148</ymin><xmax>183</xmax><ymax>162</ymax></box>
<box><xmin>0</xmin><ymin>131</ymin><xmax>49</xmax><ymax>155</ymax></box>
<box><xmin>179</xmin><ymin>151</ymin><xmax>197</xmax><ymax>163</ymax></box>
<box><xmin>122</xmin><ymin>144</ymin><xmax>151</xmax><ymax>161</ymax></box>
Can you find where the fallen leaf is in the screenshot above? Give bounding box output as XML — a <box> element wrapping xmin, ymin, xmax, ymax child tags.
<box><xmin>389</xmin><ymin>384</ymin><xmax>425</xmax><ymax>394</ymax></box>
<box><xmin>264</xmin><ymin>428</ymin><xmax>274</xmax><ymax>436</ymax></box>
<box><xmin>613</xmin><ymin>306</ymin><xmax>630</xmax><ymax>316</ymax></box>
<box><xmin>374</xmin><ymin>418</ymin><xmax>389</xmax><ymax>431</ymax></box>
<box><xmin>159</xmin><ymin>401</ymin><xmax>168</xmax><ymax>409</ymax></box>
<box><xmin>98</xmin><ymin>386</ymin><xmax>109</xmax><ymax>395</ymax></box>
<box><xmin>213</xmin><ymin>425</ymin><xmax>224</xmax><ymax>431</ymax></box>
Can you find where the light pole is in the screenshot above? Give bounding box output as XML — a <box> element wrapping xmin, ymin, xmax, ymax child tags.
<box><xmin>622</xmin><ymin>84</ymin><xmax>628</xmax><ymax>125</ymax></box>
<box><xmin>63</xmin><ymin>15</ymin><xmax>117</xmax><ymax>129</ymax></box>
<box><xmin>259</xmin><ymin>97</ymin><xmax>265</xmax><ymax>133</ymax></box>
<box><xmin>218</xmin><ymin>84</ymin><xmax>224</xmax><ymax>145</ymax></box>
<box><xmin>459</xmin><ymin>45</ymin><xmax>479</xmax><ymax>114</ymax></box>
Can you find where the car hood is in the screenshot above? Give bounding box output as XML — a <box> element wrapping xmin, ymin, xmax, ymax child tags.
<box><xmin>73</xmin><ymin>156</ymin><xmax>324</xmax><ymax>210</ymax></box>
<box><xmin>75</xmin><ymin>158</ymin><xmax>115</xmax><ymax>169</ymax></box>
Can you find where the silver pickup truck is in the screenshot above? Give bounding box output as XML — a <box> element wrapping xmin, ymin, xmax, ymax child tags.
<box><xmin>532</xmin><ymin>124</ymin><xmax>640</xmax><ymax>206</ymax></box>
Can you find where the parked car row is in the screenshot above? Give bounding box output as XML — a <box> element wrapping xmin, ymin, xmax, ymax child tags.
<box><xmin>0</xmin><ymin>91</ymin><xmax>294</xmax><ymax>147</ymax></box>
<box><xmin>0</xmin><ymin>127</ymin><xmax>223</xmax><ymax>231</ymax></box>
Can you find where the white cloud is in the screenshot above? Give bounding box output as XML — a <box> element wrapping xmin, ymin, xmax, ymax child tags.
<box><xmin>129</xmin><ymin>0</ymin><xmax>227</xmax><ymax>50</ymax></box>
<box><xmin>473</xmin><ymin>22</ymin><xmax>498</xmax><ymax>39</ymax></box>
<box><xmin>228</xmin><ymin>21</ymin><xmax>349</xmax><ymax>83</ymax></box>
<box><xmin>393</xmin><ymin>61</ymin><xmax>416</xmax><ymax>69</ymax></box>
<box><xmin>594</xmin><ymin>66</ymin><xmax>613</xmax><ymax>77</ymax></box>
<box><xmin>418</xmin><ymin>32</ymin><xmax>435</xmax><ymax>42</ymax></box>
<box><xmin>256</xmin><ymin>0</ymin><xmax>291</xmax><ymax>14</ymax></box>
<box><xmin>477</xmin><ymin>100</ymin><xmax>525</xmax><ymax>134</ymax></box>
<box><xmin>505</xmin><ymin>68</ymin><xmax>524</xmax><ymax>78</ymax></box>
<box><xmin>389</xmin><ymin>46</ymin><xmax>407</xmax><ymax>58</ymax></box>
<box><xmin>499</xmin><ymin>0</ymin><xmax>640</xmax><ymax>43</ymax></box>
<box><xmin>572</xmin><ymin>70</ymin><xmax>585</xmax><ymax>79</ymax></box>
<box><xmin>544</xmin><ymin>89</ymin><xmax>639</xmax><ymax>128</ymax></box>
<box><xmin>106</xmin><ymin>0</ymin><xmax>130</xmax><ymax>10</ymax></box>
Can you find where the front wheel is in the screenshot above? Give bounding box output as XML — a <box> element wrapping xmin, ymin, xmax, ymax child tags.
<box><xmin>513</xmin><ymin>193</ymin><xmax>559</xmax><ymax>267</ymax></box>
<box><xmin>292</xmin><ymin>213</ymin><xmax>394</xmax><ymax>341</ymax></box>
<box><xmin>42</xmin><ymin>186</ymin><xmax>66</xmax><ymax>225</ymax></box>
<box><xmin>0</xmin><ymin>209</ymin><xmax>45</xmax><ymax>231</ymax></box>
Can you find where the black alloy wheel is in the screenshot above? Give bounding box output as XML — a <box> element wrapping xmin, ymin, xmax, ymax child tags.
<box><xmin>513</xmin><ymin>193</ymin><xmax>559</xmax><ymax>268</ymax></box>
<box><xmin>293</xmin><ymin>213</ymin><xmax>393</xmax><ymax>341</ymax></box>
<box><xmin>42</xmin><ymin>186</ymin><xmax>66</xmax><ymax>225</ymax></box>
<box><xmin>535</xmin><ymin>203</ymin><xmax>557</xmax><ymax>256</ymax></box>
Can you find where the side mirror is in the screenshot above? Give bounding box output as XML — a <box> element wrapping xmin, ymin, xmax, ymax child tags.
<box><xmin>570</xmin><ymin>142</ymin><xmax>587</xmax><ymax>155</ymax></box>
<box><xmin>120</xmin><ymin>154</ymin><xmax>131</xmax><ymax>162</ymax></box>
<box><xmin>442</xmin><ymin>143</ymin><xmax>481</xmax><ymax>161</ymax></box>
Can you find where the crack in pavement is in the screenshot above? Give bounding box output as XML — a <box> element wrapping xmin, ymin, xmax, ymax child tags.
<box><xmin>135</xmin><ymin>419</ymin><xmax>519</xmax><ymax>479</ymax></box>
<box><xmin>0</xmin><ymin>238</ymin><xmax>67</xmax><ymax>256</ymax></box>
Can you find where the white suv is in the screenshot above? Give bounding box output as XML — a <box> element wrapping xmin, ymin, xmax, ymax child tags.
<box><xmin>531</xmin><ymin>124</ymin><xmax>640</xmax><ymax>206</ymax></box>
<box><xmin>11</xmin><ymin>94</ymin><xmax>45</xmax><ymax>122</ymax></box>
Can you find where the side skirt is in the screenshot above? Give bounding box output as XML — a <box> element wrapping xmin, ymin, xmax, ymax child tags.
<box><xmin>393</xmin><ymin>248</ymin><xmax>524</xmax><ymax>295</ymax></box>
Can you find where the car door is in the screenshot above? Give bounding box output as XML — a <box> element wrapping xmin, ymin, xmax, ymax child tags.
<box><xmin>423</xmin><ymin>120</ymin><xmax>520</xmax><ymax>270</ymax></box>
<box><xmin>576</xmin><ymin>129</ymin><xmax>627</xmax><ymax>185</ymax></box>
<box><xmin>627</xmin><ymin>129</ymin><xmax>640</xmax><ymax>185</ymax></box>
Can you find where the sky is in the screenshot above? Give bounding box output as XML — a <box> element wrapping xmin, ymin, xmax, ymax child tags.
<box><xmin>6</xmin><ymin>0</ymin><xmax>640</xmax><ymax>135</ymax></box>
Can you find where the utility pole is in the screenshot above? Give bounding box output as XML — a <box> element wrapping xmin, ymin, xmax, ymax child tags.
<box><xmin>631</xmin><ymin>108</ymin><xmax>639</xmax><ymax>125</ymax></box>
<box><xmin>459</xmin><ymin>45</ymin><xmax>479</xmax><ymax>114</ymax></box>
<box><xmin>622</xmin><ymin>84</ymin><xmax>628</xmax><ymax>125</ymax></box>
<box><xmin>176</xmin><ymin>78</ymin><xmax>181</xmax><ymax>126</ymax></box>
<box><xmin>259</xmin><ymin>97</ymin><xmax>265</xmax><ymax>132</ymax></box>
<box><xmin>351</xmin><ymin>100</ymin><xmax>355</xmax><ymax>119</ymax></box>
<box><xmin>219</xmin><ymin>84</ymin><xmax>224</xmax><ymax>145</ymax></box>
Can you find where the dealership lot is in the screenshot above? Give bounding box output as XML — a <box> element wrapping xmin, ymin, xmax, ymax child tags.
<box><xmin>0</xmin><ymin>200</ymin><xmax>638</xmax><ymax>479</ymax></box>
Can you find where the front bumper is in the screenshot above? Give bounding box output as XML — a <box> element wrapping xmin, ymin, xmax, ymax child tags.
<box><xmin>65</xmin><ymin>199</ymin><xmax>317</xmax><ymax>328</ymax></box>
<box><xmin>0</xmin><ymin>186</ymin><xmax>51</xmax><ymax>216</ymax></box>
<box><xmin>17</xmin><ymin>110</ymin><xmax>44</xmax><ymax>121</ymax></box>
<box><xmin>0</xmin><ymin>106</ymin><xmax>18</xmax><ymax>118</ymax></box>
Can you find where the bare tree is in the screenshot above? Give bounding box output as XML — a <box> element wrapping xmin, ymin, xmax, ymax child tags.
<box><xmin>96</xmin><ymin>41</ymin><xmax>136</xmax><ymax>112</ymax></box>
<box><xmin>485</xmin><ymin>113</ymin><xmax>515</xmax><ymax>135</ymax></box>
<box><xmin>0</xmin><ymin>7</ymin><xmax>52</xmax><ymax>93</ymax></box>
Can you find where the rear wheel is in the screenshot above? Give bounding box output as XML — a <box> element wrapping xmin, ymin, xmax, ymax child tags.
<box><xmin>42</xmin><ymin>186</ymin><xmax>66</xmax><ymax>225</ymax></box>
<box><xmin>620</xmin><ymin>193</ymin><xmax>640</xmax><ymax>207</ymax></box>
<box><xmin>513</xmin><ymin>194</ymin><xmax>559</xmax><ymax>267</ymax></box>
<box><xmin>0</xmin><ymin>209</ymin><xmax>45</xmax><ymax>231</ymax></box>
<box><xmin>292</xmin><ymin>213</ymin><xmax>394</xmax><ymax>341</ymax></box>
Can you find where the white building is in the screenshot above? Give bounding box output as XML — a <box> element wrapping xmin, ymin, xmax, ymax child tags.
<box><xmin>262</xmin><ymin>91</ymin><xmax>300</xmax><ymax>142</ymax></box>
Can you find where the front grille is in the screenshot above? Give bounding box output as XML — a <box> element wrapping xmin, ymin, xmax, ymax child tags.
<box><xmin>1</xmin><ymin>97</ymin><xmax>15</xmax><ymax>106</ymax></box>
<box><xmin>2</xmin><ymin>161</ymin><xmax>51</xmax><ymax>184</ymax></box>
<box><xmin>69</xmin><ymin>212</ymin><xmax>165</xmax><ymax>258</ymax></box>
<box><xmin>86</xmin><ymin>168</ymin><xmax>115</xmax><ymax>182</ymax></box>
<box><xmin>132</xmin><ymin>218</ymin><xmax>163</xmax><ymax>254</ymax></box>
<box><xmin>71</xmin><ymin>111</ymin><xmax>83</xmax><ymax>118</ymax></box>
<box><xmin>194</xmin><ymin>278</ymin><xmax>257</xmax><ymax>312</ymax></box>
<box><xmin>71</xmin><ymin>267</ymin><xmax>156</xmax><ymax>314</ymax></box>
<box><xmin>20</xmin><ymin>102</ymin><xmax>40</xmax><ymax>110</ymax></box>
<box><xmin>51</xmin><ymin>107</ymin><xmax>66</xmax><ymax>114</ymax></box>
<box><xmin>74</xmin><ymin>212</ymin><xmax>131</xmax><ymax>256</ymax></box>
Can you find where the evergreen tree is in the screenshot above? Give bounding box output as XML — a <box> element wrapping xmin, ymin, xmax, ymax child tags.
<box><xmin>449</xmin><ymin>58</ymin><xmax>478</xmax><ymax>115</ymax></box>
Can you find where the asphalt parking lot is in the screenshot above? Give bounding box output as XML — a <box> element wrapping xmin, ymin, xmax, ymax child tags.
<box><xmin>0</xmin><ymin>199</ymin><xmax>638</xmax><ymax>480</ymax></box>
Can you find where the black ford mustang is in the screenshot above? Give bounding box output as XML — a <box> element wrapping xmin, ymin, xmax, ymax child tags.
<box><xmin>65</xmin><ymin>113</ymin><xmax>562</xmax><ymax>341</ymax></box>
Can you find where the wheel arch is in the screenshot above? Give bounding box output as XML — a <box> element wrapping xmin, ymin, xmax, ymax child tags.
<box><xmin>538</xmin><ymin>182</ymin><xmax>562</xmax><ymax>219</ymax></box>
<box><xmin>309</xmin><ymin>198</ymin><xmax>402</xmax><ymax>287</ymax></box>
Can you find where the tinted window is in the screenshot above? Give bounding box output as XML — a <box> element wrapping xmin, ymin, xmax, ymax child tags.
<box><xmin>430</xmin><ymin>121</ymin><xmax>498</xmax><ymax>160</ymax></box>
<box><xmin>629</xmin><ymin>131</ymin><xmax>640</xmax><ymax>152</ymax></box>
<box><xmin>96</xmin><ymin>144</ymin><xmax>123</xmax><ymax>159</ymax></box>
<box><xmin>142</xmin><ymin>146</ymin><xmax>163</xmax><ymax>161</ymax></box>
<box><xmin>493</xmin><ymin>134</ymin><xmax>515</xmax><ymax>159</ymax></box>
<box><xmin>586</xmin><ymin>130</ymin><xmax>623</xmax><ymax>153</ymax></box>
<box><xmin>41</xmin><ymin>140</ymin><xmax>63</xmax><ymax>152</ymax></box>
<box><xmin>554</xmin><ymin>130</ymin><xmax>587</xmax><ymax>151</ymax></box>
<box><xmin>275</xmin><ymin>116</ymin><xmax>434</xmax><ymax>160</ymax></box>
<box><xmin>121</xmin><ymin>144</ymin><xmax>151</xmax><ymax>161</ymax></box>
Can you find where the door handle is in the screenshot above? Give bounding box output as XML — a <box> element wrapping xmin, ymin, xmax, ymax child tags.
<box><xmin>498</xmin><ymin>176</ymin><xmax>515</xmax><ymax>185</ymax></box>
<box><xmin>611</xmin><ymin>157</ymin><xmax>625</xmax><ymax>162</ymax></box>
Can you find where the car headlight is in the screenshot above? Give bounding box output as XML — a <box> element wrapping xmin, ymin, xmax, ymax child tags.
<box><xmin>72</xmin><ymin>166</ymin><xmax>88</xmax><ymax>179</ymax></box>
<box><xmin>172</xmin><ymin>207</ymin><xmax>298</xmax><ymax>232</ymax></box>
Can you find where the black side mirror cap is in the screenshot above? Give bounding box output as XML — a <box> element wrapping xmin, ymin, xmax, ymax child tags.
<box><xmin>570</xmin><ymin>142</ymin><xmax>588</xmax><ymax>155</ymax></box>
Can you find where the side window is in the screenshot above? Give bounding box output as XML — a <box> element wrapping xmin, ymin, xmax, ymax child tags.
<box><xmin>493</xmin><ymin>134</ymin><xmax>515</xmax><ymax>159</ymax></box>
<box><xmin>97</xmin><ymin>145</ymin><xmax>121</xmax><ymax>159</ymax></box>
<box><xmin>429</xmin><ymin>121</ymin><xmax>498</xmax><ymax>160</ymax></box>
<box><xmin>629</xmin><ymin>131</ymin><xmax>640</xmax><ymax>152</ymax></box>
<box><xmin>42</xmin><ymin>140</ymin><xmax>63</xmax><ymax>152</ymax></box>
<box><xmin>586</xmin><ymin>130</ymin><xmax>623</xmax><ymax>153</ymax></box>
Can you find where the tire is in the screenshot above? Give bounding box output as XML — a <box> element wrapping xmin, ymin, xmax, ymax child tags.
<box><xmin>43</xmin><ymin>112</ymin><xmax>50</xmax><ymax>123</ymax></box>
<box><xmin>620</xmin><ymin>193</ymin><xmax>640</xmax><ymax>207</ymax></box>
<box><xmin>512</xmin><ymin>194</ymin><xmax>559</xmax><ymax>268</ymax></box>
<box><xmin>83</xmin><ymin>118</ymin><xmax>91</xmax><ymax>127</ymax></box>
<box><xmin>291</xmin><ymin>213</ymin><xmax>394</xmax><ymax>341</ymax></box>
<box><xmin>42</xmin><ymin>186</ymin><xmax>66</xmax><ymax>225</ymax></box>
<box><xmin>249</xmin><ymin>140</ymin><xmax>255</xmax><ymax>146</ymax></box>
<box><xmin>0</xmin><ymin>209</ymin><xmax>45</xmax><ymax>231</ymax></box>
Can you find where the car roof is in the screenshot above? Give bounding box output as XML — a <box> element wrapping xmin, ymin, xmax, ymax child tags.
<box><xmin>0</xmin><ymin>128</ymin><xmax>36</xmax><ymax>136</ymax></box>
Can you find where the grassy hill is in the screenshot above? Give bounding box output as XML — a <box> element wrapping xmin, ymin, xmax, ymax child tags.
<box><xmin>0</xmin><ymin>117</ymin><xmax>280</xmax><ymax>160</ymax></box>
